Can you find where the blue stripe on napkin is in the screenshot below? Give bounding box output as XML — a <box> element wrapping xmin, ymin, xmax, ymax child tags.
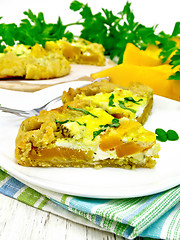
<box><xmin>0</xmin><ymin>177</ymin><xmax>25</xmax><ymax>197</ymax></box>
<box><xmin>121</xmin><ymin>193</ymin><xmax>161</xmax><ymax>224</ymax></box>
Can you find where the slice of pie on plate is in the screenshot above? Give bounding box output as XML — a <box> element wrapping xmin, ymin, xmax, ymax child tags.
<box><xmin>15</xmin><ymin>81</ymin><xmax>160</xmax><ymax>169</ymax></box>
<box><xmin>61</xmin><ymin>79</ymin><xmax>153</xmax><ymax>125</ymax></box>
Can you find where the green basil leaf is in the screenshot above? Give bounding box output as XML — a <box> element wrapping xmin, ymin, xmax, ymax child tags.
<box><xmin>67</xmin><ymin>105</ymin><xmax>98</xmax><ymax>118</ymax></box>
<box><xmin>93</xmin><ymin>118</ymin><xmax>120</xmax><ymax>140</ymax></box>
<box><xmin>92</xmin><ymin>129</ymin><xmax>106</xmax><ymax>140</ymax></box>
<box><xmin>55</xmin><ymin>119</ymin><xmax>86</xmax><ymax>126</ymax></box>
<box><xmin>109</xmin><ymin>94</ymin><xmax>116</xmax><ymax>107</ymax></box>
<box><xmin>155</xmin><ymin>128</ymin><xmax>167</xmax><ymax>142</ymax></box>
<box><xmin>118</xmin><ymin>100</ymin><xmax>136</xmax><ymax>113</ymax></box>
<box><xmin>55</xmin><ymin>119</ymin><xmax>69</xmax><ymax>124</ymax></box>
<box><xmin>124</xmin><ymin>97</ymin><xmax>143</xmax><ymax>104</ymax></box>
<box><xmin>167</xmin><ymin>130</ymin><xmax>179</xmax><ymax>141</ymax></box>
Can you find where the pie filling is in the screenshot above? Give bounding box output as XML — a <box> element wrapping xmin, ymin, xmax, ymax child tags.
<box><xmin>19</xmin><ymin>143</ymin><xmax>159</xmax><ymax>169</ymax></box>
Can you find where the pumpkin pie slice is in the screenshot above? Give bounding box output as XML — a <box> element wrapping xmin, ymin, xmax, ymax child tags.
<box><xmin>15</xmin><ymin>97</ymin><xmax>160</xmax><ymax>169</ymax></box>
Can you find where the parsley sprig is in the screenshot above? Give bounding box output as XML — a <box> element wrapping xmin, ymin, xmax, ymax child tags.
<box><xmin>0</xmin><ymin>9</ymin><xmax>73</xmax><ymax>51</ymax></box>
<box><xmin>70</xmin><ymin>1</ymin><xmax>179</xmax><ymax>67</ymax></box>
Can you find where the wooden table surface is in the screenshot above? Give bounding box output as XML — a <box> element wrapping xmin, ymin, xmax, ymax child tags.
<box><xmin>0</xmin><ymin>194</ymin><xmax>124</xmax><ymax>240</ymax></box>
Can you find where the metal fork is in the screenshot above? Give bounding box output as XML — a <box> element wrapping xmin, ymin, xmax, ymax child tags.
<box><xmin>0</xmin><ymin>77</ymin><xmax>110</xmax><ymax>118</ymax></box>
<box><xmin>0</xmin><ymin>96</ymin><xmax>61</xmax><ymax>118</ymax></box>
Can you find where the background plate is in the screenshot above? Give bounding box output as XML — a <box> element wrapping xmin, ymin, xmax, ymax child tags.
<box><xmin>0</xmin><ymin>82</ymin><xmax>180</xmax><ymax>199</ymax></box>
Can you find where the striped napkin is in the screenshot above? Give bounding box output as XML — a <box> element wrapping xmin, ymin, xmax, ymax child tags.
<box><xmin>0</xmin><ymin>168</ymin><xmax>179</xmax><ymax>240</ymax></box>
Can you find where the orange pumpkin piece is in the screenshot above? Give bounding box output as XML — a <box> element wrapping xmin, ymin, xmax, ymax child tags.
<box><xmin>91</xmin><ymin>39</ymin><xmax>180</xmax><ymax>101</ymax></box>
<box><xmin>100</xmin><ymin>120</ymin><xmax>141</xmax><ymax>151</ymax></box>
<box><xmin>100</xmin><ymin>120</ymin><xmax>155</xmax><ymax>158</ymax></box>
<box><xmin>30</xmin><ymin>147</ymin><xmax>93</xmax><ymax>162</ymax></box>
<box><xmin>58</xmin><ymin>41</ymin><xmax>81</xmax><ymax>61</ymax></box>
<box><xmin>123</xmin><ymin>39</ymin><xmax>180</xmax><ymax>66</ymax></box>
<box><xmin>123</xmin><ymin>43</ymin><xmax>162</xmax><ymax>66</ymax></box>
<box><xmin>91</xmin><ymin>63</ymin><xmax>180</xmax><ymax>101</ymax></box>
<box><xmin>115</xmin><ymin>142</ymin><xmax>148</xmax><ymax>158</ymax></box>
<box><xmin>99</xmin><ymin>135</ymin><xmax>122</xmax><ymax>151</ymax></box>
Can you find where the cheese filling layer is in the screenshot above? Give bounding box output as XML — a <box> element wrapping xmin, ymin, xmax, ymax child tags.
<box><xmin>73</xmin><ymin>88</ymin><xmax>148</xmax><ymax>120</ymax></box>
<box><xmin>55</xmin><ymin>108</ymin><xmax>160</xmax><ymax>165</ymax></box>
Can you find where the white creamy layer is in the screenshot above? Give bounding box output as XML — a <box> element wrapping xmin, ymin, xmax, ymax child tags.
<box><xmin>135</xmin><ymin>103</ymin><xmax>146</xmax><ymax>118</ymax></box>
<box><xmin>55</xmin><ymin>139</ymin><xmax>160</xmax><ymax>164</ymax></box>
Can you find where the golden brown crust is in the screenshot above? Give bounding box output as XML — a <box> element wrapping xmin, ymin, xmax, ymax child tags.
<box><xmin>128</xmin><ymin>82</ymin><xmax>153</xmax><ymax>96</ymax></box>
<box><xmin>61</xmin><ymin>80</ymin><xmax>121</xmax><ymax>104</ymax></box>
<box><xmin>0</xmin><ymin>38</ymin><xmax>107</xmax><ymax>80</ymax></box>
<box><xmin>61</xmin><ymin>80</ymin><xmax>153</xmax><ymax>104</ymax></box>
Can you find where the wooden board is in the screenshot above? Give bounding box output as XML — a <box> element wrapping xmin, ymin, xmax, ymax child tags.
<box><xmin>0</xmin><ymin>60</ymin><xmax>116</xmax><ymax>92</ymax></box>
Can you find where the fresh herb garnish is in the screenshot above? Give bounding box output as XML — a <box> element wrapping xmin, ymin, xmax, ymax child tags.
<box><xmin>17</xmin><ymin>10</ymin><xmax>73</xmax><ymax>47</ymax></box>
<box><xmin>109</xmin><ymin>95</ymin><xmax>143</xmax><ymax>108</ymax></box>
<box><xmin>109</xmin><ymin>94</ymin><xmax>116</xmax><ymax>107</ymax></box>
<box><xmin>166</xmin><ymin>129</ymin><xmax>179</xmax><ymax>141</ymax></box>
<box><xmin>155</xmin><ymin>128</ymin><xmax>179</xmax><ymax>142</ymax></box>
<box><xmin>124</xmin><ymin>97</ymin><xmax>143</xmax><ymax>105</ymax></box>
<box><xmin>169</xmin><ymin>71</ymin><xmax>180</xmax><ymax>80</ymax></box>
<box><xmin>118</xmin><ymin>100</ymin><xmax>136</xmax><ymax>113</ymax></box>
<box><xmin>67</xmin><ymin>105</ymin><xmax>98</xmax><ymax>118</ymax></box>
<box><xmin>155</xmin><ymin>128</ymin><xmax>167</xmax><ymax>142</ymax></box>
<box><xmin>99</xmin><ymin>118</ymin><xmax>120</xmax><ymax>128</ymax></box>
<box><xmin>76</xmin><ymin>121</ymin><xmax>86</xmax><ymax>126</ymax></box>
<box><xmin>92</xmin><ymin>118</ymin><xmax>120</xmax><ymax>140</ymax></box>
<box><xmin>92</xmin><ymin>129</ymin><xmax>106</xmax><ymax>140</ymax></box>
<box><xmin>55</xmin><ymin>119</ymin><xmax>69</xmax><ymax>124</ymax></box>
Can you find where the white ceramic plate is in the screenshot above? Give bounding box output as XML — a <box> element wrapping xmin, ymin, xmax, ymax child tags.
<box><xmin>0</xmin><ymin>81</ymin><xmax>180</xmax><ymax>199</ymax></box>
